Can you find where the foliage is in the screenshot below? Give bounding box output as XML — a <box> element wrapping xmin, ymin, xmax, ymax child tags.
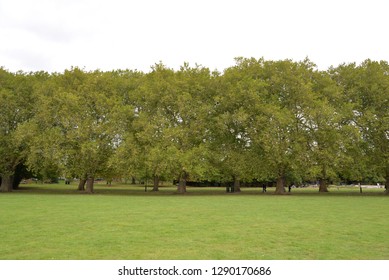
<box><xmin>0</xmin><ymin>69</ymin><xmax>40</xmax><ymax>191</ymax></box>
<box><xmin>1</xmin><ymin>58</ymin><xmax>388</xmax><ymax>194</ymax></box>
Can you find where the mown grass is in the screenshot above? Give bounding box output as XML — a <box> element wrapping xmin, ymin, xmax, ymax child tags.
<box><xmin>0</xmin><ymin>183</ymin><xmax>388</xmax><ymax>260</ymax></box>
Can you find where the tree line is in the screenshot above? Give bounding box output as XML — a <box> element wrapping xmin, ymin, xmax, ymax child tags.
<box><xmin>1</xmin><ymin>58</ymin><xmax>388</xmax><ymax>194</ymax></box>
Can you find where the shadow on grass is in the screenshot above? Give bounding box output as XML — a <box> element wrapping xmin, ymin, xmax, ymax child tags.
<box><xmin>6</xmin><ymin>184</ymin><xmax>387</xmax><ymax>197</ymax></box>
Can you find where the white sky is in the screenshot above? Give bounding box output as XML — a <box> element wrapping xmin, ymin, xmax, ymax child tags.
<box><xmin>0</xmin><ymin>0</ymin><xmax>388</xmax><ymax>72</ymax></box>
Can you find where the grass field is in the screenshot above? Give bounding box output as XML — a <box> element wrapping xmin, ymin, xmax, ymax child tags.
<box><xmin>0</xmin><ymin>183</ymin><xmax>388</xmax><ymax>260</ymax></box>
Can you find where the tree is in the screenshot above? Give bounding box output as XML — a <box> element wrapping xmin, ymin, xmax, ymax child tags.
<box><xmin>210</xmin><ymin>59</ymin><xmax>265</xmax><ymax>192</ymax></box>
<box><xmin>100</xmin><ymin>69</ymin><xmax>144</xmax><ymax>185</ymax></box>
<box><xmin>121</xmin><ymin>63</ymin><xmax>182</xmax><ymax>191</ymax></box>
<box><xmin>333</xmin><ymin>60</ymin><xmax>389</xmax><ymax>193</ymax></box>
<box><xmin>248</xmin><ymin>59</ymin><xmax>314</xmax><ymax>194</ymax></box>
<box><xmin>304</xmin><ymin>70</ymin><xmax>348</xmax><ymax>192</ymax></box>
<box><xmin>173</xmin><ymin>63</ymin><xmax>215</xmax><ymax>192</ymax></box>
<box><xmin>0</xmin><ymin>69</ymin><xmax>39</xmax><ymax>191</ymax></box>
<box><xmin>124</xmin><ymin>63</ymin><xmax>213</xmax><ymax>193</ymax></box>
<box><xmin>22</xmin><ymin>68</ymin><xmax>124</xmax><ymax>193</ymax></box>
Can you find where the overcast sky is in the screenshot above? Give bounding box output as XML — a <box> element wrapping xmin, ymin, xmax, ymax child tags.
<box><xmin>0</xmin><ymin>0</ymin><xmax>388</xmax><ymax>72</ymax></box>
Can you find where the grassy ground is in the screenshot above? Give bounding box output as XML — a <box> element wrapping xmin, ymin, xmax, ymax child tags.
<box><xmin>0</xmin><ymin>183</ymin><xmax>388</xmax><ymax>260</ymax></box>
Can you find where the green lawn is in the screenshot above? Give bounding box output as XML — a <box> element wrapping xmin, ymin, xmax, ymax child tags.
<box><xmin>0</xmin><ymin>183</ymin><xmax>388</xmax><ymax>260</ymax></box>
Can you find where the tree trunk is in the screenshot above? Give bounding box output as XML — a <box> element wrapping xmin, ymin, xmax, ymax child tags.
<box><xmin>177</xmin><ymin>171</ymin><xmax>188</xmax><ymax>193</ymax></box>
<box><xmin>319</xmin><ymin>178</ymin><xmax>329</xmax><ymax>192</ymax></box>
<box><xmin>131</xmin><ymin>176</ymin><xmax>136</xmax><ymax>185</ymax></box>
<box><xmin>319</xmin><ymin>166</ymin><xmax>329</xmax><ymax>192</ymax></box>
<box><xmin>78</xmin><ymin>178</ymin><xmax>86</xmax><ymax>191</ymax></box>
<box><xmin>12</xmin><ymin>164</ymin><xmax>22</xmax><ymax>190</ymax></box>
<box><xmin>0</xmin><ymin>175</ymin><xmax>13</xmax><ymax>192</ymax></box>
<box><xmin>275</xmin><ymin>176</ymin><xmax>286</xmax><ymax>194</ymax></box>
<box><xmin>152</xmin><ymin>175</ymin><xmax>159</xmax><ymax>191</ymax></box>
<box><xmin>233</xmin><ymin>175</ymin><xmax>241</xmax><ymax>192</ymax></box>
<box><xmin>85</xmin><ymin>176</ymin><xmax>94</xmax><ymax>194</ymax></box>
<box><xmin>385</xmin><ymin>166</ymin><xmax>389</xmax><ymax>195</ymax></box>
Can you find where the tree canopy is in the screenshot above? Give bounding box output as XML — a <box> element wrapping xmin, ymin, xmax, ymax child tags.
<box><xmin>0</xmin><ymin>58</ymin><xmax>388</xmax><ymax>194</ymax></box>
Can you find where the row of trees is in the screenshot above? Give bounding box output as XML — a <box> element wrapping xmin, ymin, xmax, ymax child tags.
<box><xmin>1</xmin><ymin>58</ymin><xmax>388</xmax><ymax>194</ymax></box>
